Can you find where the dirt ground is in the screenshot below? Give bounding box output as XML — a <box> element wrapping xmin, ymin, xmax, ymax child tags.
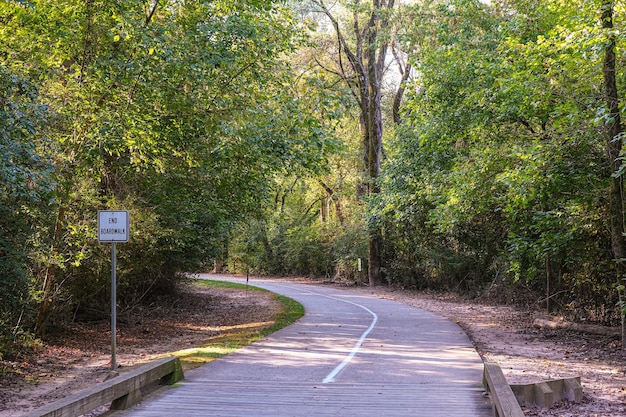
<box><xmin>0</xmin><ymin>282</ymin><xmax>283</xmax><ymax>417</ymax></box>
<box><xmin>1</xmin><ymin>277</ymin><xmax>625</xmax><ymax>417</ymax></box>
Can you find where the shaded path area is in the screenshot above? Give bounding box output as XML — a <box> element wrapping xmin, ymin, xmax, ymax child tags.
<box><xmin>114</xmin><ymin>275</ymin><xmax>492</xmax><ymax>416</ymax></box>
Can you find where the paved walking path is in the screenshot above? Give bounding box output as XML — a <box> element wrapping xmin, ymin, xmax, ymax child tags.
<box><xmin>115</xmin><ymin>276</ymin><xmax>492</xmax><ymax>416</ymax></box>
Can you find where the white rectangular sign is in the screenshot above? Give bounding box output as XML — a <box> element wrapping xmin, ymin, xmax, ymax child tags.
<box><xmin>98</xmin><ymin>210</ymin><xmax>130</xmax><ymax>242</ymax></box>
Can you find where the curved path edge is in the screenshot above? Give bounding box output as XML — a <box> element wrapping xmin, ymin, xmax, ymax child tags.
<box><xmin>115</xmin><ymin>274</ymin><xmax>493</xmax><ymax>417</ymax></box>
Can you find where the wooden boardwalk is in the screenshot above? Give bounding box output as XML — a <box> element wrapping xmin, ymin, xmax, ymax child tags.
<box><xmin>114</xmin><ymin>278</ymin><xmax>493</xmax><ymax>417</ymax></box>
<box><xmin>122</xmin><ymin>381</ymin><xmax>490</xmax><ymax>416</ymax></box>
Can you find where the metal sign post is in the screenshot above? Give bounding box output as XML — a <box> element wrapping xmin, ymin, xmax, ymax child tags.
<box><xmin>111</xmin><ymin>241</ymin><xmax>117</xmax><ymax>370</ymax></box>
<box><xmin>98</xmin><ymin>210</ymin><xmax>130</xmax><ymax>371</ymax></box>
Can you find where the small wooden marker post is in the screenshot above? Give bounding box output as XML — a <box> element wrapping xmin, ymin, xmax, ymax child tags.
<box><xmin>98</xmin><ymin>210</ymin><xmax>130</xmax><ymax>370</ymax></box>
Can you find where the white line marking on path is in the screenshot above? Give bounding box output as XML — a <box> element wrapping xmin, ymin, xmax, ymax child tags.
<box><xmin>313</xmin><ymin>293</ymin><xmax>378</xmax><ymax>384</ymax></box>
<box><xmin>195</xmin><ymin>276</ymin><xmax>379</xmax><ymax>385</ymax></box>
<box><xmin>246</xmin><ymin>280</ymin><xmax>379</xmax><ymax>384</ymax></box>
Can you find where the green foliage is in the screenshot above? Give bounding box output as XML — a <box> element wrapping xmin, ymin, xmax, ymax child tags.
<box><xmin>230</xmin><ymin>214</ymin><xmax>368</xmax><ymax>280</ymax></box>
<box><xmin>371</xmin><ymin>0</ymin><xmax>622</xmax><ymax>322</ymax></box>
<box><xmin>228</xmin><ymin>178</ymin><xmax>335</xmax><ymax>277</ymax></box>
<box><xmin>228</xmin><ymin>175</ymin><xmax>368</xmax><ymax>281</ymax></box>
<box><xmin>2</xmin><ymin>0</ymin><xmax>626</xmax><ymax>352</ymax></box>
<box><xmin>0</xmin><ymin>0</ymin><xmax>338</xmax><ymax>336</ymax></box>
<box><xmin>0</xmin><ymin>64</ymin><xmax>53</xmax><ymax>353</ymax></box>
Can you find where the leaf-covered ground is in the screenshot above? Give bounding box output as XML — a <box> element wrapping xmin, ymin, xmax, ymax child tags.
<box><xmin>0</xmin><ymin>281</ymin><xmax>283</xmax><ymax>416</ymax></box>
<box><xmin>1</xmin><ymin>277</ymin><xmax>625</xmax><ymax>416</ymax></box>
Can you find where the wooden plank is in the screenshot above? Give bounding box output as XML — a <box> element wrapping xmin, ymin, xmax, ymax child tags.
<box><xmin>121</xmin><ymin>381</ymin><xmax>492</xmax><ymax>417</ymax></box>
<box><xmin>483</xmin><ymin>362</ymin><xmax>525</xmax><ymax>417</ymax></box>
<box><xmin>21</xmin><ymin>356</ymin><xmax>183</xmax><ymax>417</ymax></box>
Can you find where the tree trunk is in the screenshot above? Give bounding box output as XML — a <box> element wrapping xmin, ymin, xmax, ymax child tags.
<box><xmin>315</xmin><ymin>0</ymin><xmax>397</xmax><ymax>286</ymax></box>
<box><xmin>319</xmin><ymin>180</ymin><xmax>345</xmax><ymax>224</ymax></box>
<box><xmin>533</xmin><ymin>317</ymin><xmax>621</xmax><ymax>338</ymax></box>
<box><xmin>601</xmin><ymin>1</ymin><xmax>626</xmax><ymax>349</ymax></box>
<box><xmin>368</xmin><ymin>228</ymin><xmax>384</xmax><ymax>286</ymax></box>
<box><xmin>365</xmin><ymin>5</ymin><xmax>385</xmax><ymax>286</ymax></box>
<box><xmin>545</xmin><ymin>256</ymin><xmax>552</xmax><ymax>313</ymax></box>
<box><xmin>392</xmin><ymin>61</ymin><xmax>412</xmax><ymax>125</ymax></box>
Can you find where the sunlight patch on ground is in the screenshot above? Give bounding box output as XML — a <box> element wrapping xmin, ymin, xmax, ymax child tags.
<box><xmin>172</xmin><ymin>321</ymin><xmax>276</xmax><ymax>332</ymax></box>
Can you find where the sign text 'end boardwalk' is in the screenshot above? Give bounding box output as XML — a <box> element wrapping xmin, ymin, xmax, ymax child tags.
<box><xmin>98</xmin><ymin>210</ymin><xmax>130</xmax><ymax>242</ymax></box>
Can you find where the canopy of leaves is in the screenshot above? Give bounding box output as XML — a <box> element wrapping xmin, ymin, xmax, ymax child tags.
<box><xmin>373</xmin><ymin>0</ymin><xmax>622</xmax><ymax>322</ymax></box>
<box><xmin>2</xmin><ymin>0</ymin><xmax>626</xmax><ymax>352</ymax></box>
<box><xmin>0</xmin><ymin>0</ymin><xmax>338</xmax><ymax>334</ymax></box>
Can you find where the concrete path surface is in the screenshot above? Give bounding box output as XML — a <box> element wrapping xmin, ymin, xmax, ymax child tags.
<box><xmin>114</xmin><ymin>275</ymin><xmax>492</xmax><ymax>416</ymax></box>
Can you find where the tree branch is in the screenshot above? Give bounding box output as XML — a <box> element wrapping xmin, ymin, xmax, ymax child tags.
<box><xmin>314</xmin><ymin>0</ymin><xmax>366</xmax><ymax>82</ymax></box>
<box><xmin>145</xmin><ymin>0</ymin><xmax>158</xmax><ymax>25</ymax></box>
<box><xmin>318</xmin><ymin>180</ymin><xmax>345</xmax><ymax>224</ymax></box>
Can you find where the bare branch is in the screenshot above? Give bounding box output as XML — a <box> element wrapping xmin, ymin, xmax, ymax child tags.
<box><xmin>146</xmin><ymin>0</ymin><xmax>158</xmax><ymax>25</ymax></box>
<box><xmin>313</xmin><ymin>0</ymin><xmax>365</xmax><ymax>80</ymax></box>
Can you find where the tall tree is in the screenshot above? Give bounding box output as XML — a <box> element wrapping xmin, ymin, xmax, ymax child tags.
<box><xmin>311</xmin><ymin>0</ymin><xmax>402</xmax><ymax>286</ymax></box>
<box><xmin>601</xmin><ymin>0</ymin><xmax>626</xmax><ymax>348</ymax></box>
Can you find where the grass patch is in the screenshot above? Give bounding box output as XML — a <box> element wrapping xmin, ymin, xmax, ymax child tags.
<box><xmin>191</xmin><ymin>278</ymin><xmax>270</xmax><ymax>292</ymax></box>
<box><xmin>171</xmin><ymin>279</ymin><xmax>304</xmax><ymax>370</ymax></box>
<box><xmin>259</xmin><ymin>294</ymin><xmax>304</xmax><ymax>337</ymax></box>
